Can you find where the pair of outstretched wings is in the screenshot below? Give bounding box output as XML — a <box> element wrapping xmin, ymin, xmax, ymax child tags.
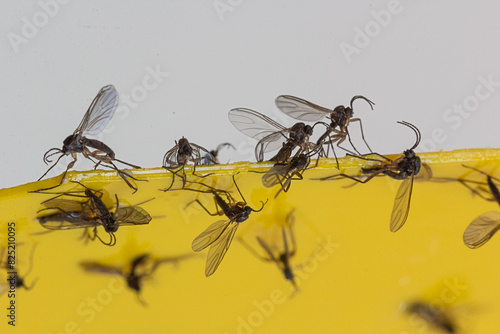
<box><xmin>38</xmin><ymin>197</ymin><xmax>151</xmax><ymax>230</ymax></box>
<box><xmin>162</xmin><ymin>139</ymin><xmax>213</xmax><ymax>167</ymax></box>
<box><xmin>230</xmin><ymin>100</ymin><xmax>326</xmax><ymax>161</ymax></box>
<box><xmin>191</xmin><ymin>220</ymin><xmax>239</xmax><ymax>277</ymax></box>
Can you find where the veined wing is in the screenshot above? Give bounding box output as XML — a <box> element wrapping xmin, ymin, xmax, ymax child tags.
<box><xmin>38</xmin><ymin>212</ymin><xmax>98</xmax><ymax>230</ymax></box>
<box><xmin>275</xmin><ymin>95</ymin><xmax>331</xmax><ymax>122</ymax></box>
<box><xmin>204</xmin><ymin>222</ymin><xmax>239</xmax><ymax>277</ymax></box>
<box><xmin>75</xmin><ymin>85</ymin><xmax>118</xmax><ymax>136</ymax></box>
<box><xmin>80</xmin><ymin>261</ymin><xmax>123</xmax><ymax>276</ymax></box>
<box><xmin>114</xmin><ymin>206</ymin><xmax>152</xmax><ymax>226</ymax></box>
<box><xmin>463</xmin><ymin>211</ymin><xmax>500</xmax><ymax>249</ymax></box>
<box><xmin>390</xmin><ymin>175</ymin><xmax>414</xmax><ymax>232</ymax></box>
<box><xmin>192</xmin><ymin>220</ymin><xmax>232</xmax><ymax>252</ymax></box>
<box><xmin>262</xmin><ymin>164</ymin><xmax>289</xmax><ymax>188</ymax></box>
<box><xmin>228</xmin><ymin>108</ymin><xmax>288</xmax><ymax>140</ymax></box>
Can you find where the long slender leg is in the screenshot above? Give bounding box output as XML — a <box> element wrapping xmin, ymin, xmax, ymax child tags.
<box><xmin>350</xmin><ymin>118</ymin><xmax>372</xmax><ymax>153</ymax></box>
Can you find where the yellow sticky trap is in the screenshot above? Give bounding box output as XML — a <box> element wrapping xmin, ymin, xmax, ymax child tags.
<box><xmin>1</xmin><ymin>148</ymin><xmax>500</xmax><ymax>333</ymax></box>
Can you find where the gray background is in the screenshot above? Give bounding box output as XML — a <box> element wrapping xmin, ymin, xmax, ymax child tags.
<box><xmin>1</xmin><ymin>0</ymin><xmax>499</xmax><ymax>189</ymax></box>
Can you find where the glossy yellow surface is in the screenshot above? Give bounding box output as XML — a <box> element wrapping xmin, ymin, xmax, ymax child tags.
<box><xmin>1</xmin><ymin>148</ymin><xmax>500</xmax><ymax>333</ymax></box>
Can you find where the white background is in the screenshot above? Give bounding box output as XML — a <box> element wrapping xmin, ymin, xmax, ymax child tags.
<box><xmin>1</xmin><ymin>0</ymin><xmax>500</xmax><ymax>189</ymax></box>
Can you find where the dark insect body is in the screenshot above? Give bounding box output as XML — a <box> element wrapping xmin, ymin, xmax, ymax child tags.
<box><xmin>318</xmin><ymin>121</ymin><xmax>422</xmax><ymax>232</ymax></box>
<box><xmin>228</xmin><ymin>108</ymin><xmax>315</xmax><ymax>162</ymax></box>
<box><xmin>187</xmin><ymin>174</ymin><xmax>267</xmax><ymax>276</ymax></box>
<box><xmin>275</xmin><ymin>94</ymin><xmax>374</xmax><ymax>167</ymax></box>
<box><xmin>162</xmin><ymin>137</ymin><xmax>215</xmax><ymax>191</ymax></box>
<box><xmin>39</xmin><ymin>85</ymin><xmax>141</xmax><ymax>192</ymax></box>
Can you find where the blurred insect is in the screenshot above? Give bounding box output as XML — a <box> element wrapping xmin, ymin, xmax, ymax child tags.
<box><xmin>161</xmin><ymin>137</ymin><xmax>215</xmax><ymax>191</ymax></box>
<box><xmin>238</xmin><ymin>210</ymin><xmax>299</xmax><ymax>291</ymax></box>
<box><xmin>275</xmin><ymin>94</ymin><xmax>374</xmax><ymax>167</ymax></box>
<box><xmin>38</xmin><ymin>85</ymin><xmax>141</xmax><ymax>192</ymax></box>
<box><xmin>318</xmin><ymin>121</ymin><xmax>423</xmax><ymax>232</ymax></box>
<box><xmin>188</xmin><ymin>174</ymin><xmax>268</xmax><ymax>277</ymax></box>
<box><xmin>202</xmin><ymin>142</ymin><xmax>235</xmax><ymax>165</ymax></box>
<box><xmin>461</xmin><ymin>166</ymin><xmax>500</xmax><ymax>248</ymax></box>
<box><xmin>80</xmin><ymin>253</ymin><xmax>196</xmax><ymax>306</ymax></box>
<box><xmin>228</xmin><ymin>108</ymin><xmax>315</xmax><ymax>162</ymax></box>
<box><xmin>406</xmin><ymin>301</ymin><xmax>457</xmax><ymax>333</ymax></box>
<box><xmin>37</xmin><ymin>183</ymin><xmax>152</xmax><ymax>246</ymax></box>
<box><xmin>0</xmin><ymin>243</ymin><xmax>38</xmax><ymax>295</ymax></box>
<box><xmin>262</xmin><ymin>153</ymin><xmax>311</xmax><ymax>198</ymax></box>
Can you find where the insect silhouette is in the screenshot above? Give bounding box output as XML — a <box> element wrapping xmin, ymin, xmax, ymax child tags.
<box><xmin>0</xmin><ymin>243</ymin><xmax>38</xmax><ymax>295</ymax></box>
<box><xmin>187</xmin><ymin>174</ymin><xmax>268</xmax><ymax>277</ymax></box>
<box><xmin>275</xmin><ymin>95</ymin><xmax>374</xmax><ymax>166</ymax></box>
<box><xmin>318</xmin><ymin>121</ymin><xmax>423</xmax><ymax>232</ymax></box>
<box><xmin>38</xmin><ymin>85</ymin><xmax>141</xmax><ymax>192</ymax></box>
<box><xmin>161</xmin><ymin>137</ymin><xmax>215</xmax><ymax>191</ymax></box>
<box><xmin>80</xmin><ymin>253</ymin><xmax>195</xmax><ymax>306</ymax></box>
<box><xmin>262</xmin><ymin>153</ymin><xmax>311</xmax><ymax>198</ymax></box>
<box><xmin>37</xmin><ymin>183</ymin><xmax>152</xmax><ymax>246</ymax></box>
<box><xmin>238</xmin><ymin>210</ymin><xmax>299</xmax><ymax>291</ymax></box>
<box><xmin>228</xmin><ymin>108</ymin><xmax>315</xmax><ymax>162</ymax></box>
<box><xmin>461</xmin><ymin>166</ymin><xmax>500</xmax><ymax>248</ymax></box>
<box><xmin>202</xmin><ymin>142</ymin><xmax>235</xmax><ymax>165</ymax></box>
<box><xmin>406</xmin><ymin>301</ymin><xmax>457</xmax><ymax>333</ymax></box>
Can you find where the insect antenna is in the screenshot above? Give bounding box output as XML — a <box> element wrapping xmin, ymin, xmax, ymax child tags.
<box><xmin>349</xmin><ymin>95</ymin><xmax>375</xmax><ymax>110</ymax></box>
<box><xmin>397</xmin><ymin>120</ymin><xmax>421</xmax><ymax>150</ymax></box>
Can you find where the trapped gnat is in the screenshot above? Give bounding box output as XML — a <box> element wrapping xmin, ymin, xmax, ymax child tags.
<box><xmin>80</xmin><ymin>253</ymin><xmax>197</xmax><ymax>306</ymax></box>
<box><xmin>38</xmin><ymin>85</ymin><xmax>142</xmax><ymax>192</ymax></box>
<box><xmin>238</xmin><ymin>210</ymin><xmax>299</xmax><ymax>292</ymax></box>
<box><xmin>406</xmin><ymin>301</ymin><xmax>457</xmax><ymax>333</ymax></box>
<box><xmin>275</xmin><ymin>94</ymin><xmax>374</xmax><ymax>167</ymax></box>
<box><xmin>228</xmin><ymin>108</ymin><xmax>316</xmax><ymax>162</ymax></box>
<box><xmin>261</xmin><ymin>153</ymin><xmax>311</xmax><ymax>198</ymax></box>
<box><xmin>462</xmin><ymin>166</ymin><xmax>500</xmax><ymax>248</ymax></box>
<box><xmin>0</xmin><ymin>243</ymin><xmax>38</xmax><ymax>295</ymax></box>
<box><xmin>161</xmin><ymin>137</ymin><xmax>215</xmax><ymax>191</ymax></box>
<box><xmin>318</xmin><ymin>121</ymin><xmax>424</xmax><ymax>232</ymax></box>
<box><xmin>187</xmin><ymin>174</ymin><xmax>267</xmax><ymax>277</ymax></box>
<box><xmin>37</xmin><ymin>182</ymin><xmax>151</xmax><ymax>246</ymax></box>
<box><xmin>202</xmin><ymin>142</ymin><xmax>235</xmax><ymax>165</ymax></box>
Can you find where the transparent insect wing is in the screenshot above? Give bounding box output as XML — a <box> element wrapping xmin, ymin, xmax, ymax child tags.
<box><xmin>74</xmin><ymin>85</ymin><xmax>118</xmax><ymax>137</ymax></box>
<box><xmin>192</xmin><ymin>220</ymin><xmax>232</xmax><ymax>252</ymax></box>
<box><xmin>163</xmin><ymin>145</ymin><xmax>180</xmax><ymax>166</ymax></box>
<box><xmin>275</xmin><ymin>95</ymin><xmax>331</xmax><ymax>122</ymax></box>
<box><xmin>38</xmin><ymin>212</ymin><xmax>97</xmax><ymax>230</ymax></box>
<box><xmin>262</xmin><ymin>164</ymin><xmax>290</xmax><ymax>188</ymax></box>
<box><xmin>114</xmin><ymin>206</ymin><xmax>152</xmax><ymax>226</ymax></box>
<box><xmin>189</xmin><ymin>142</ymin><xmax>213</xmax><ymax>162</ymax></box>
<box><xmin>204</xmin><ymin>222</ymin><xmax>239</xmax><ymax>276</ymax></box>
<box><xmin>416</xmin><ymin>163</ymin><xmax>433</xmax><ymax>181</ymax></box>
<box><xmin>80</xmin><ymin>261</ymin><xmax>123</xmax><ymax>276</ymax></box>
<box><xmin>463</xmin><ymin>211</ymin><xmax>500</xmax><ymax>248</ymax></box>
<box><xmin>228</xmin><ymin>108</ymin><xmax>288</xmax><ymax>140</ymax></box>
<box><xmin>40</xmin><ymin>198</ymin><xmax>87</xmax><ymax>213</ymax></box>
<box><xmin>390</xmin><ymin>175</ymin><xmax>414</xmax><ymax>232</ymax></box>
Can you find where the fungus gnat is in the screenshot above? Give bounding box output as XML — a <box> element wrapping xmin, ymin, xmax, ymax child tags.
<box><xmin>202</xmin><ymin>142</ymin><xmax>236</xmax><ymax>165</ymax></box>
<box><xmin>81</xmin><ymin>254</ymin><xmax>170</xmax><ymax>306</ymax></box>
<box><xmin>262</xmin><ymin>153</ymin><xmax>311</xmax><ymax>198</ymax></box>
<box><xmin>161</xmin><ymin>137</ymin><xmax>215</xmax><ymax>191</ymax></box>
<box><xmin>406</xmin><ymin>301</ymin><xmax>457</xmax><ymax>333</ymax></box>
<box><xmin>238</xmin><ymin>210</ymin><xmax>299</xmax><ymax>292</ymax></box>
<box><xmin>275</xmin><ymin>94</ymin><xmax>374</xmax><ymax>167</ymax></box>
<box><xmin>187</xmin><ymin>174</ymin><xmax>268</xmax><ymax>277</ymax></box>
<box><xmin>38</xmin><ymin>85</ymin><xmax>141</xmax><ymax>192</ymax></box>
<box><xmin>461</xmin><ymin>166</ymin><xmax>500</xmax><ymax>249</ymax></box>
<box><xmin>318</xmin><ymin>121</ymin><xmax>422</xmax><ymax>232</ymax></box>
<box><xmin>0</xmin><ymin>243</ymin><xmax>38</xmax><ymax>295</ymax></box>
<box><xmin>37</xmin><ymin>183</ymin><xmax>152</xmax><ymax>246</ymax></box>
<box><xmin>228</xmin><ymin>108</ymin><xmax>315</xmax><ymax>162</ymax></box>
